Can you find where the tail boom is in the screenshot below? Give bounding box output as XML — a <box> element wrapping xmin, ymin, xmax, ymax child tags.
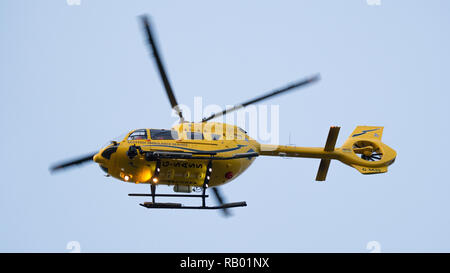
<box><xmin>258</xmin><ymin>126</ymin><xmax>396</xmax><ymax>180</ymax></box>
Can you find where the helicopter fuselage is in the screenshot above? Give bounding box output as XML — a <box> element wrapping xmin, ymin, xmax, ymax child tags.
<box><xmin>93</xmin><ymin>122</ymin><xmax>259</xmax><ymax>189</ymax></box>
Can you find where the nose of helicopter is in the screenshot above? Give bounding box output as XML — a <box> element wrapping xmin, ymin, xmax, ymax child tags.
<box><xmin>93</xmin><ymin>153</ymin><xmax>105</xmax><ymax>164</ymax></box>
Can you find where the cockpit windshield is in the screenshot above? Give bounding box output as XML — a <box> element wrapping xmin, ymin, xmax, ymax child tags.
<box><xmin>128</xmin><ymin>129</ymin><xmax>148</xmax><ymax>140</ymax></box>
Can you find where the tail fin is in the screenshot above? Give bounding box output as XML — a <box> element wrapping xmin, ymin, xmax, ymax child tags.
<box><xmin>348</xmin><ymin>126</ymin><xmax>383</xmax><ymax>140</ymax></box>
<box><xmin>340</xmin><ymin>126</ymin><xmax>396</xmax><ymax>175</ymax></box>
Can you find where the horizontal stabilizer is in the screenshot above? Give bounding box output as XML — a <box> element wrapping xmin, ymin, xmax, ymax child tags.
<box><xmin>324</xmin><ymin>126</ymin><xmax>340</xmax><ymax>151</ymax></box>
<box><xmin>316</xmin><ymin>159</ymin><xmax>331</xmax><ymax>181</ymax></box>
<box><xmin>315</xmin><ymin>126</ymin><xmax>340</xmax><ymax>181</ymax></box>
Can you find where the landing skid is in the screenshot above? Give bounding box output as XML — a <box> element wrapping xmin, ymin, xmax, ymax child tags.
<box><xmin>130</xmin><ymin>159</ymin><xmax>246</xmax><ymax>214</ymax></box>
<box><xmin>139</xmin><ymin>201</ymin><xmax>247</xmax><ymax>210</ymax></box>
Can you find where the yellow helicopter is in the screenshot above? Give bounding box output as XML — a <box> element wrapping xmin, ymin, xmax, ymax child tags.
<box><xmin>50</xmin><ymin>15</ymin><xmax>396</xmax><ymax>215</ymax></box>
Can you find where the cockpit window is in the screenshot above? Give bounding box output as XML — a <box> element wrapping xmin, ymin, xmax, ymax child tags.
<box><xmin>150</xmin><ymin>129</ymin><xmax>178</xmax><ymax>140</ymax></box>
<box><xmin>186</xmin><ymin>132</ymin><xmax>204</xmax><ymax>140</ymax></box>
<box><xmin>128</xmin><ymin>129</ymin><xmax>148</xmax><ymax>140</ymax></box>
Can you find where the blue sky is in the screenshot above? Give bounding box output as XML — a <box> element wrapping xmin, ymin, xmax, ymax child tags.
<box><xmin>1</xmin><ymin>0</ymin><xmax>449</xmax><ymax>252</ymax></box>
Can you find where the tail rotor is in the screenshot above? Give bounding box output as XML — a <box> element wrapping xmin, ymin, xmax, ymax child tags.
<box><xmin>352</xmin><ymin>141</ymin><xmax>383</xmax><ymax>162</ymax></box>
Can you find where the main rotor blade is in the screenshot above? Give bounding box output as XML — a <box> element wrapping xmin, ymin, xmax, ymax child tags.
<box><xmin>211</xmin><ymin>187</ymin><xmax>231</xmax><ymax>217</ymax></box>
<box><xmin>202</xmin><ymin>74</ymin><xmax>320</xmax><ymax>122</ymax></box>
<box><xmin>49</xmin><ymin>152</ymin><xmax>97</xmax><ymax>173</ymax></box>
<box><xmin>140</xmin><ymin>15</ymin><xmax>184</xmax><ymax>121</ymax></box>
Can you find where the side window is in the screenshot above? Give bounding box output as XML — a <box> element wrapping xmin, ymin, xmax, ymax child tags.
<box><xmin>128</xmin><ymin>129</ymin><xmax>148</xmax><ymax>140</ymax></box>
<box><xmin>186</xmin><ymin>132</ymin><xmax>204</xmax><ymax>140</ymax></box>
<box><xmin>150</xmin><ymin>129</ymin><xmax>179</xmax><ymax>140</ymax></box>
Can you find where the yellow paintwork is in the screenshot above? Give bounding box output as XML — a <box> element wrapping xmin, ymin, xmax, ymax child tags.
<box><xmin>93</xmin><ymin>123</ymin><xmax>396</xmax><ymax>188</ymax></box>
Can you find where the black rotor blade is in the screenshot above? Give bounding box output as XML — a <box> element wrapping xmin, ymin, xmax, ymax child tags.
<box><xmin>49</xmin><ymin>152</ymin><xmax>97</xmax><ymax>173</ymax></box>
<box><xmin>211</xmin><ymin>187</ymin><xmax>231</xmax><ymax>217</ymax></box>
<box><xmin>140</xmin><ymin>15</ymin><xmax>183</xmax><ymax>121</ymax></box>
<box><xmin>202</xmin><ymin>74</ymin><xmax>320</xmax><ymax>122</ymax></box>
